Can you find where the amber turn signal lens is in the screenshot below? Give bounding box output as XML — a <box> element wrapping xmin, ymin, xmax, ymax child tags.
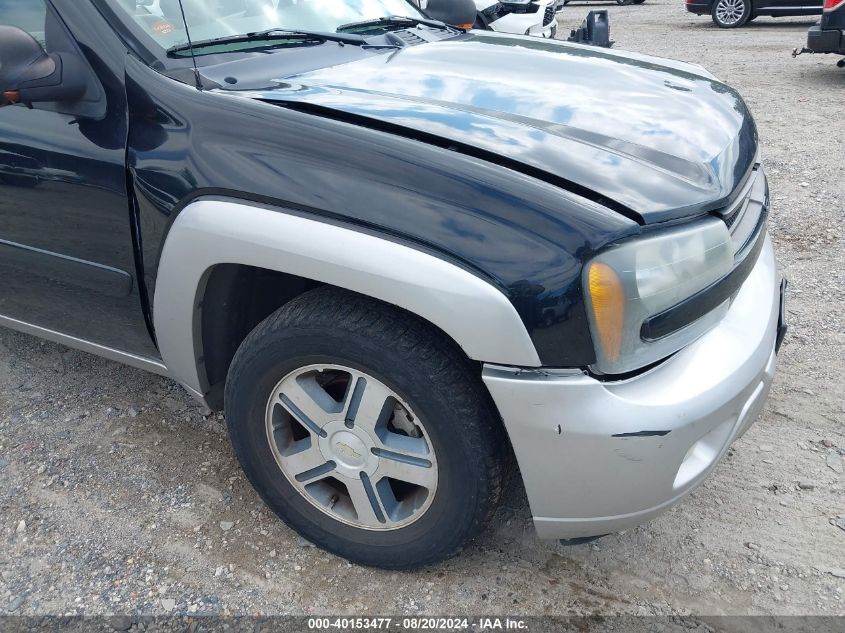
<box><xmin>456</xmin><ymin>23</ymin><xmax>474</xmax><ymax>30</ymax></box>
<box><xmin>587</xmin><ymin>262</ymin><xmax>625</xmax><ymax>362</ymax></box>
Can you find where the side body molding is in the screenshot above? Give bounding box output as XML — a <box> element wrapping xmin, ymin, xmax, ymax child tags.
<box><xmin>153</xmin><ymin>199</ymin><xmax>542</xmax><ymax>398</ymax></box>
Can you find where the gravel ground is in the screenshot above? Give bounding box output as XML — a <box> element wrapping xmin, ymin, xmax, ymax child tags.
<box><xmin>1</xmin><ymin>0</ymin><xmax>844</xmax><ymax>619</ymax></box>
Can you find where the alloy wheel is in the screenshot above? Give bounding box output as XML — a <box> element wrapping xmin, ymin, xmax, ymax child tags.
<box><xmin>714</xmin><ymin>0</ymin><xmax>747</xmax><ymax>25</ymax></box>
<box><xmin>265</xmin><ymin>364</ymin><xmax>438</xmax><ymax>530</ymax></box>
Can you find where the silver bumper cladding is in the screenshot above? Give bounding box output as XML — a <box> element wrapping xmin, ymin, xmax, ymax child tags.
<box><xmin>483</xmin><ymin>235</ymin><xmax>780</xmax><ymax>539</ymax></box>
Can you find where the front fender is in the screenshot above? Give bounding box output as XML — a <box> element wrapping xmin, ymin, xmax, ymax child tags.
<box><xmin>153</xmin><ymin>197</ymin><xmax>542</xmax><ymax>398</ymax></box>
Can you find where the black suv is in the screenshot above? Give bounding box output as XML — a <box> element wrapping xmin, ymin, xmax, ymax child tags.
<box><xmin>0</xmin><ymin>0</ymin><xmax>786</xmax><ymax>568</ymax></box>
<box><xmin>802</xmin><ymin>0</ymin><xmax>845</xmax><ymax>58</ymax></box>
<box><xmin>686</xmin><ymin>0</ymin><xmax>822</xmax><ymax>28</ymax></box>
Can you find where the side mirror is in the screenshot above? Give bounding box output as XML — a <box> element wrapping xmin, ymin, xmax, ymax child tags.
<box><xmin>420</xmin><ymin>0</ymin><xmax>477</xmax><ymax>29</ymax></box>
<box><xmin>0</xmin><ymin>25</ymin><xmax>86</xmax><ymax>107</ymax></box>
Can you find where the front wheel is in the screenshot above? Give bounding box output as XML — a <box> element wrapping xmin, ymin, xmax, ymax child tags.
<box><xmin>632</xmin><ymin>0</ymin><xmax>646</xmax><ymax>4</ymax></box>
<box><xmin>224</xmin><ymin>287</ymin><xmax>510</xmax><ymax>568</ymax></box>
<box><xmin>617</xmin><ymin>0</ymin><xmax>635</xmax><ymax>5</ymax></box>
<box><xmin>711</xmin><ymin>0</ymin><xmax>751</xmax><ymax>28</ymax></box>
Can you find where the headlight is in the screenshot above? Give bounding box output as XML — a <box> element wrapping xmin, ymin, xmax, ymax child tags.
<box><xmin>584</xmin><ymin>217</ymin><xmax>734</xmax><ymax>374</ymax></box>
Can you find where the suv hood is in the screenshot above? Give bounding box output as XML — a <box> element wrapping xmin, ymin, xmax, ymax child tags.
<box><xmin>231</xmin><ymin>32</ymin><xmax>758</xmax><ymax>223</ymax></box>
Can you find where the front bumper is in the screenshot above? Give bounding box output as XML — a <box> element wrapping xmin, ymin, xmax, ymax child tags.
<box><xmin>805</xmin><ymin>24</ymin><xmax>845</xmax><ymax>54</ymax></box>
<box><xmin>483</xmin><ymin>234</ymin><xmax>782</xmax><ymax>539</ymax></box>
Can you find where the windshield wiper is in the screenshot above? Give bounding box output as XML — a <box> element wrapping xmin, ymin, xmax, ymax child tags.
<box><xmin>167</xmin><ymin>29</ymin><xmax>365</xmax><ymax>56</ymax></box>
<box><xmin>336</xmin><ymin>15</ymin><xmax>453</xmax><ymax>34</ymax></box>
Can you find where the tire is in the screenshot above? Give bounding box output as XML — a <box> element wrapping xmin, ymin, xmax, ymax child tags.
<box><xmin>711</xmin><ymin>0</ymin><xmax>750</xmax><ymax>28</ymax></box>
<box><xmin>632</xmin><ymin>0</ymin><xmax>646</xmax><ymax>4</ymax></box>
<box><xmin>617</xmin><ymin>0</ymin><xmax>635</xmax><ymax>5</ymax></box>
<box><xmin>224</xmin><ymin>286</ymin><xmax>510</xmax><ymax>569</ymax></box>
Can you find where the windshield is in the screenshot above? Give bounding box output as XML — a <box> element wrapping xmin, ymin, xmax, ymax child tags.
<box><xmin>110</xmin><ymin>0</ymin><xmax>426</xmax><ymax>50</ymax></box>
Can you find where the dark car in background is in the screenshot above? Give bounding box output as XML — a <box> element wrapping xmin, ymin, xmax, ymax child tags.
<box><xmin>802</xmin><ymin>0</ymin><xmax>845</xmax><ymax>58</ymax></box>
<box><xmin>686</xmin><ymin>0</ymin><xmax>822</xmax><ymax>28</ymax></box>
<box><xmin>557</xmin><ymin>0</ymin><xmax>645</xmax><ymax>7</ymax></box>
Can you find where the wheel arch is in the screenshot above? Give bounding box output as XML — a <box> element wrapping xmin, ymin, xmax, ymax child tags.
<box><xmin>152</xmin><ymin>197</ymin><xmax>541</xmax><ymax>407</ymax></box>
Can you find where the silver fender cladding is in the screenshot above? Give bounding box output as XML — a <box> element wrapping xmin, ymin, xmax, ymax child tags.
<box><xmin>153</xmin><ymin>198</ymin><xmax>542</xmax><ymax>397</ymax></box>
<box><xmin>483</xmin><ymin>235</ymin><xmax>781</xmax><ymax>539</ymax></box>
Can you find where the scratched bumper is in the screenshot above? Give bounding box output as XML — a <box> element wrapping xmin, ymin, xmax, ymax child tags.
<box><xmin>482</xmin><ymin>235</ymin><xmax>781</xmax><ymax>539</ymax></box>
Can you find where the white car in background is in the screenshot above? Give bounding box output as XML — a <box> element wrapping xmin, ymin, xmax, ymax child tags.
<box><xmin>412</xmin><ymin>0</ymin><xmax>558</xmax><ymax>37</ymax></box>
<box><xmin>475</xmin><ymin>0</ymin><xmax>558</xmax><ymax>37</ymax></box>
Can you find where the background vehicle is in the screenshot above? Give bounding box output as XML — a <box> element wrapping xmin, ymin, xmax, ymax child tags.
<box><xmin>413</xmin><ymin>0</ymin><xmax>559</xmax><ymax>36</ymax></box>
<box><xmin>0</xmin><ymin>0</ymin><xmax>784</xmax><ymax>569</ymax></box>
<box><xmin>475</xmin><ymin>0</ymin><xmax>558</xmax><ymax>37</ymax></box>
<box><xmin>797</xmin><ymin>0</ymin><xmax>845</xmax><ymax>60</ymax></box>
<box><xmin>686</xmin><ymin>0</ymin><xmax>823</xmax><ymax>28</ymax></box>
<box><xmin>557</xmin><ymin>0</ymin><xmax>645</xmax><ymax>8</ymax></box>
<box><xmin>410</xmin><ymin>0</ymin><xmax>476</xmax><ymax>27</ymax></box>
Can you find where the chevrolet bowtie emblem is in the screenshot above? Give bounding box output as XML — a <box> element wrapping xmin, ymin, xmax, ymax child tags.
<box><xmin>335</xmin><ymin>442</ymin><xmax>362</xmax><ymax>460</ymax></box>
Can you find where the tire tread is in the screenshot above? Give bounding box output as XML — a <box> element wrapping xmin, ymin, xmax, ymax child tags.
<box><xmin>225</xmin><ymin>286</ymin><xmax>510</xmax><ymax>568</ymax></box>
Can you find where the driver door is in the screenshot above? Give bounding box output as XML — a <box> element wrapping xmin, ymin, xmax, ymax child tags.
<box><xmin>0</xmin><ymin>0</ymin><xmax>159</xmax><ymax>359</ymax></box>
